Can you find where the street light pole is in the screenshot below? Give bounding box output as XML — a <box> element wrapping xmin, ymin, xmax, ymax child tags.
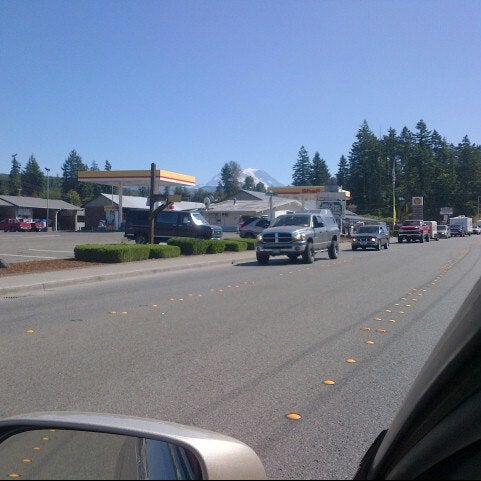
<box><xmin>45</xmin><ymin>167</ymin><xmax>50</xmax><ymax>231</ymax></box>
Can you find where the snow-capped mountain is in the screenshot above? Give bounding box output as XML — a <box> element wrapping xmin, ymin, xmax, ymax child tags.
<box><xmin>202</xmin><ymin>167</ymin><xmax>284</xmax><ymax>190</ymax></box>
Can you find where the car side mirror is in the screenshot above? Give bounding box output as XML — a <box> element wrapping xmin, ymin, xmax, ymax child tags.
<box><xmin>0</xmin><ymin>413</ymin><xmax>266</xmax><ymax>480</ymax></box>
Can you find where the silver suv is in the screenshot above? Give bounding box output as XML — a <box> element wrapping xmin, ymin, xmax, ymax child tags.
<box><xmin>255</xmin><ymin>210</ymin><xmax>340</xmax><ymax>265</ymax></box>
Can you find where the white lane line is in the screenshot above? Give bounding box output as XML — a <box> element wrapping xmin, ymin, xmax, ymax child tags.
<box><xmin>28</xmin><ymin>249</ymin><xmax>73</xmax><ymax>254</ymax></box>
<box><xmin>0</xmin><ymin>253</ymin><xmax>57</xmax><ymax>259</ymax></box>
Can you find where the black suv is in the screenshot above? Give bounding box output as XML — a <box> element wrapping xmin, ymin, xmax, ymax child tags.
<box><xmin>124</xmin><ymin>210</ymin><xmax>223</xmax><ymax>244</ymax></box>
<box><xmin>351</xmin><ymin>224</ymin><xmax>390</xmax><ymax>251</ymax></box>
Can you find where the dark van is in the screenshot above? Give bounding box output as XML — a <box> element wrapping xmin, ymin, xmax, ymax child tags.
<box><xmin>124</xmin><ymin>209</ymin><xmax>223</xmax><ymax>244</ymax></box>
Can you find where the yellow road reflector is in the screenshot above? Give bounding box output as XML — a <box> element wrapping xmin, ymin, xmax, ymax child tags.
<box><xmin>374</xmin><ymin>317</ymin><xmax>382</xmax><ymax>321</ymax></box>
<box><xmin>152</xmin><ymin>304</ymin><xmax>158</xmax><ymax>307</ymax></box>
<box><xmin>110</xmin><ymin>311</ymin><xmax>117</xmax><ymax>315</ymax></box>
<box><xmin>346</xmin><ymin>358</ymin><xmax>357</xmax><ymax>363</ymax></box>
<box><xmin>366</xmin><ymin>340</ymin><xmax>375</xmax><ymax>345</ymax></box>
<box><xmin>385</xmin><ymin>309</ymin><xmax>392</xmax><ymax>313</ymax></box>
<box><xmin>399</xmin><ymin>311</ymin><xmax>405</xmax><ymax>314</ymax></box>
<box><xmin>26</xmin><ymin>329</ymin><xmax>34</xmax><ymax>334</ymax></box>
<box><xmin>394</xmin><ymin>303</ymin><xmax>400</xmax><ymax>306</ymax></box>
<box><xmin>412</xmin><ymin>298</ymin><xmax>418</xmax><ymax>301</ymax></box>
<box><xmin>323</xmin><ymin>379</ymin><xmax>336</xmax><ymax>385</ymax></box>
<box><xmin>360</xmin><ymin>327</ymin><xmax>371</xmax><ymax>331</ymax></box>
<box><xmin>401</xmin><ymin>297</ymin><xmax>407</xmax><ymax>300</ymax></box>
<box><xmin>49</xmin><ymin>429</ymin><xmax>56</xmax><ymax>432</ymax></box>
<box><xmin>388</xmin><ymin>319</ymin><xmax>397</xmax><ymax>323</ymax></box>
<box><xmin>405</xmin><ymin>304</ymin><xmax>412</xmax><ymax>307</ymax></box>
<box><xmin>42</xmin><ymin>437</ymin><xmax>49</xmax><ymax>441</ymax></box>
<box><xmin>286</xmin><ymin>413</ymin><xmax>302</xmax><ymax>420</ymax></box>
<box><xmin>33</xmin><ymin>447</ymin><xmax>41</xmax><ymax>451</ymax></box>
<box><xmin>121</xmin><ymin>311</ymin><xmax>128</xmax><ymax>315</ymax></box>
<box><xmin>376</xmin><ymin>329</ymin><xmax>387</xmax><ymax>333</ymax></box>
<box><xmin>8</xmin><ymin>474</ymin><xmax>21</xmax><ymax>479</ymax></box>
<box><xmin>22</xmin><ymin>459</ymin><xmax>32</xmax><ymax>463</ymax></box>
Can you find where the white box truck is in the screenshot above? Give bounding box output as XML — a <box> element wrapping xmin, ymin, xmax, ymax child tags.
<box><xmin>450</xmin><ymin>216</ymin><xmax>473</xmax><ymax>236</ymax></box>
<box><xmin>424</xmin><ymin>221</ymin><xmax>439</xmax><ymax>240</ymax></box>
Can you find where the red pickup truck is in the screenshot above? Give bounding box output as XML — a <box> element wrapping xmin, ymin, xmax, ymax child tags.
<box><xmin>0</xmin><ymin>218</ymin><xmax>43</xmax><ymax>232</ymax></box>
<box><xmin>398</xmin><ymin>220</ymin><xmax>430</xmax><ymax>243</ymax></box>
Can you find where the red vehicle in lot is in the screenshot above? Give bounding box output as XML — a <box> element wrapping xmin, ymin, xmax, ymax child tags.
<box><xmin>0</xmin><ymin>218</ymin><xmax>44</xmax><ymax>232</ymax></box>
<box><xmin>398</xmin><ymin>219</ymin><xmax>431</xmax><ymax>243</ymax></box>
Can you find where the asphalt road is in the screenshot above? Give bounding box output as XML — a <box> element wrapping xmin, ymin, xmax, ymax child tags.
<box><xmin>1</xmin><ymin>236</ymin><xmax>480</xmax><ymax>479</ymax></box>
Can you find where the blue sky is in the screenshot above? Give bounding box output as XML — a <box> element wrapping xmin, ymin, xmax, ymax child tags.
<box><xmin>1</xmin><ymin>0</ymin><xmax>481</xmax><ymax>186</ymax></box>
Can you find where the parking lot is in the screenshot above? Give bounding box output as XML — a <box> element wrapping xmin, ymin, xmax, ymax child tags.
<box><xmin>0</xmin><ymin>231</ymin><xmax>130</xmax><ymax>263</ymax></box>
<box><xmin>0</xmin><ymin>230</ymin><xmax>242</xmax><ymax>263</ymax></box>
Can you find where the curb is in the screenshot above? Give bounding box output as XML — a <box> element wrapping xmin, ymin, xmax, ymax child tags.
<box><xmin>0</xmin><ymin>253</ymin><xmax>254</xmax><ymax>296</ymax></box>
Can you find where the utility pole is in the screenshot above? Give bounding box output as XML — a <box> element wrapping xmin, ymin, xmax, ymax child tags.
<box><xmin>45</xmin><ymin>167</ymin><xmax>50</xmax><ymax>231</ymax></box>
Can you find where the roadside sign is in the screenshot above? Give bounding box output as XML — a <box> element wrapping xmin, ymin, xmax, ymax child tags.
<box><xmin>319</xmin><ymin>201</ymin><xmax>344</xmax><ymax>217</ymax></box>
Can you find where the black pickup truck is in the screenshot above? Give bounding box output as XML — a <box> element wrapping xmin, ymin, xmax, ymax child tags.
<box><xmin>124</xmin><ymin>209</ymin><xmax>223</xmax><ymax>244</ymax></box>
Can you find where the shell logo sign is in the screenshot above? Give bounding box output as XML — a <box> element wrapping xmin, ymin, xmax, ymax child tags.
<box><xmin>412</xmin><ymin>196</ymin><xmax>424</xmax><ymax>206</ymax></box>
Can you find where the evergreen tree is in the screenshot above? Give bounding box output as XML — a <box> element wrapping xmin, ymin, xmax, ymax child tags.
<box><xmin>255</xmin><ymin>182</ymin><xmax>267</xmax><ymax>193</ymax></box>
<box><xmin>89</xmin><ymin>160</ymin><xmax>103</xmax><ymax>198</ymax></box>
<box><xmin>66</xmin><ymin>189</ymin><xmax>82</xmax><ymax>206</ymax></box>
<box><xmin>242</xmin><ymin>175</ymin><xmax>256</xmax><ymax>191</ymax></box>
<box><xmin>61</xmin><ymin>150</ymin><xmax>92</xmax><ymax>204</ymax></box>
<box><xmin>456</xmin><ymin>136</ymin><xmax>481</xmax><ymax>216</ymax></box>
<box><xmin>348</xmin><ymin>121</ymin><xmax>381</xmax><ymax>214</ymax></box>
<box><xmin>8</xmin><ymin>154</ymin><xmax>22</xmax><ymax>196</ymax></box>
<box><xmin>104</xmin><ymin>160</ymin><xmax>112</xmax><ymax>171</ymax></box>
<box><xmin>310</xmin><ymin>152</ymin><xmax>331</xmax><ymax>185</ymax></box>
<box><xmin>220</xmin><ymin>161</ymin><xmax>242</xmax><ymax>196</ymax></box>
<box><xmin>292</xmin><ymin>146</ymin><xmax>311</xmax><ymax>186</ymax></box>
<box><xmin>22</xmin><ymin>155</ymin><xmax>45</xmax><ymax>197</ymax></box>
<box><xmin>336</xmin><ymin>155</ymin><xmax>350</xmax><ymax>188</ymax></box>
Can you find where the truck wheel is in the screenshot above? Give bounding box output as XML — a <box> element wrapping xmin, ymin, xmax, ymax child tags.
<box><xmin>256</xmin><ymin>253</ymin><xmax>270</xmax><ymax>265</ymax></box>
<box><xmin>426</xmin><ymin>235</ymin><xmax>430</xmax><ymax>242</ymax></box>
<box><xmin>384</xmin><ymin>241</ymin><xmax>389</xmax><ymax>250</ymax></box>
<box><xmin>134</xmin><ymin>233</ymin><xmax>148</xmax><ymax>244</ymax></box>
<box><xmin>302</xmin><ymin>242</ymin><xmax>315</xmax><ymax>264</ymax></box>
<box><xmin>328</xmin><ymin>241</ymin><xmax>339</xmax><ymax>259</ymax></box>
<box><xmin>419</xmin><ymin>236</ymin><xmax>424</xmax><ymax>243</ymax></box>
<box><xmin>398</xmin><ymin>237</ymin><xmax>403</xmax><ymax>243</ymax></box>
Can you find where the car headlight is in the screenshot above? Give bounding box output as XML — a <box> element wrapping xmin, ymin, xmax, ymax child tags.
<box><xmin>371</xmin><ymin>237</ymin><xmax>377</xmax><ymax>242</ymax></box>
<box><xmin>256</xmin><ymin>234</ymin><xmax>263</xmax><ymax>241</ymax></box>
<box><xmin>352</xmin><ymin>238</ymin><xmax>358</xmax><ymax>243</ymax></box>
<box><xmin>293</xmin><ymin>232</ymin><xmax>306</xmax><ymax>241</ymax></box>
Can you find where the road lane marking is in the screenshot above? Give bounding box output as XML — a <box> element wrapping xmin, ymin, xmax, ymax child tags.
<box><xmin>28</xmin><ymin>249</ymin><xmax>73</xmax><ymax>254</ymax></box>
<box><xmin>0</xmin><ymin>253</ymin><xmax>57</xmax><ymax>259</ymax></box>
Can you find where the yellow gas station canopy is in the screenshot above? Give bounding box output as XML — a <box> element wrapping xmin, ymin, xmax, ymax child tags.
<box><xmin>78</xmin><ymin>169</ymin><xmax>196</xmax><ymax>188</ymax></box>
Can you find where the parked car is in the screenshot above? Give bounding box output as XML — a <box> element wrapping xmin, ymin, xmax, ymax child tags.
<box><xmin>351</xmin><ymin>225</ymin><xmax>390</xmax><ymax>251</ymax></box>
<box><xmin>438</xmin><ymin>224</ymin><xmax>451</xmax><ymax>239</ymax></box>
<box><xmin>472</xmin><ymin>226</ymin><xmax>481</xmax><ymax>235</ymax></box>
<box><xmin>450</xmin><ymin>225</ymin><xmax>465</xmax><ymax>237</ymax></box>
<box><xmin>237</xmin><ymin>215</ymin><xmax>260</xmax><ymax>233</ymax></box>
<box><xmin>239</xmin><ymin>217</ymin><xmax>270</xmax><ymax>238</ymax></box>
<box><xmin>124</xmin><ymin>209</ymin><xmax>223</xmax><ymax>244</ymax></box>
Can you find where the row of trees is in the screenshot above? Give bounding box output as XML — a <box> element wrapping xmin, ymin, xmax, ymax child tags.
<box><xmin>332</xmin><ymin>120</ymin><xmax>481</xmax><ymax>219</ymax></box>
<box><xmin>0</xmin><ymin>151</ymin><xmax>114</xmax><ymax>206</ymax></box>
<box><xmin>292</xmin><ymin>147</ymin><xmax>332</xmax><ymax>186</ymax></box>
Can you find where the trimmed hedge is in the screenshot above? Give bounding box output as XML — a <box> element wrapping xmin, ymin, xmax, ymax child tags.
<box><xmin>205</xmin><ymin>240</ymin><xmax>226</xmax><ymax>254</ymax></box>
<box><xmin>149</xmin><ymin>245</ymin><xmax>181</xmax><ymax>259</ymax></box>
<box><xmin>224</xmin><ymin>239</ymin><xmax>248</xmax><ymax>252</ymax></box>
<box><xmin>74</xmin><ymin>244</ymin><xmax>151</xmax><ymax>263</ymax></box>
<box><xmin>225</xmin><ymin>237</ymin><xmax>256</xmax><ymax>250</ymax></box>
<box><xmin>167</xmin><ymin>237</ymin><xmax>208</xmax><ymax>255</ymax></box>
<box><xmin>74</xmin><ymin>244</ymin><xmax>181</xmax><ymax>263</ymax></box>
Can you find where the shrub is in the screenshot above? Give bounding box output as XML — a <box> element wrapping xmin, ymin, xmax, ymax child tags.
<box><xmin>167</xmin><ymin>237</ymin><xmax>208</xmax><ymax>255</ymax></box>
<box><xmin>205</xmin><ymin>240</ymin><xmax>226</xmax><ymax>254</ymax></box>
<box><xmin>149</xmin><ymin>245</ymin><xmax>181</xmax><ymax>259</ymax></box>
<box><xmin>226</xmin><ymin>237</ymin><xmax>256</xmax><ymax>250</ymax></box>
<box><xmin>74</xmin><ymin>244</ymin><xmax>151</xmax><ymax>263</ymax></box>
<box><xmin>224</xmin><ymin>240</ymin><xmax>248</xmax><ymax>252</ymax></box>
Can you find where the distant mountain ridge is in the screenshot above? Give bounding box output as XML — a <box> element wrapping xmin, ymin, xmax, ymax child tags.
<box><xmin>202</xmin><ymin>167</ymin><xmax>285</xmax><ymax>190</ymax></box>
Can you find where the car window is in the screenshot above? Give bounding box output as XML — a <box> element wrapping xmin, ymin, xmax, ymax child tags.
<box><xmin>156</xmin><ymin>211</ymin><xmax>178</xmax><ymax>224</ymax></box>
<box><xmin>191</xmin><ymin>213</ymin><xmax>209</xmax><ymax>226</ymax></box>
<box><xmin>271</xmin><ymin>215</ymin><xmax>311</xmax><ymax>227</ymax></box>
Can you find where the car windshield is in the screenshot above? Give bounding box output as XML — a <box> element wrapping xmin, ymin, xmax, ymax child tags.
<box><xmin>439</xmin><ymin>226</ymin><xmax>447</xmax><ymax>230</ymax></box>
<box><xmin>403</xmin><ymin>220</ymin><xmax>421</xmax><ymax>226</ymax></box>
<box><xmin>191</xmin><ymin>213</ymin><xmax>209</xmax><ymax>226</ymax></box>
<box><xmin>271</xmin><ymin>215</ymin><xmax>311</xmax><ymax>227</ymax></box>
<box><xmin>357</xmin><ymin>226</ymin><xmax>379</xmax><ymax>234</ymax></box>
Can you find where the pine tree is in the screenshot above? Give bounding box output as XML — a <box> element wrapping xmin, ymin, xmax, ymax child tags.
<box><xmin>8</xmin><ymin>154</ymin><xmax>22</xmax><ymax>196</ymax></box>
<box><xmin>21</xmin><ymin>155</ymin><xmax>45</xmax><ymax>197</ymax></box>
<box><xmin>336</xmin><ymin>155</ymin><xmax>350</xmax><ymax>188</ymax></box>
<box><xmin>310</xmin><ymin>152</ymin><xmax>331</xmax><ymax>185</ymax></box>
<box><xmin>292</xmin><ymin>146</ymin><xmax>311</xmax><ymax>186</ymax></box>
<box><xmin>242</xmin><ymin>176</ymin><xmax>256</xmax><ymax>191</ymax></box>
<box><xmin>255</xmin><ymin>182</ymin><xmax>267</xmax><ymax>193</ymax></box>
<box><xmin>61</xmin><ymin>150</ymin><xmax>92</xmax><ymax>204</ymax></box>
<box><xmin>220</xmin><ymin>161</ymin><xmax>242</xmax><ymax>196</ymax></box>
